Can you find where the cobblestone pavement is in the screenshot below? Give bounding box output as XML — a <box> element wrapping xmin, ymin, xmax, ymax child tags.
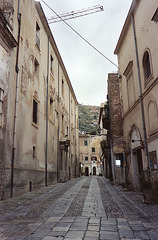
<box><xmin>0</xmin><ymin>177</ymin><xmax>158</xmax><ymax>240</ymax></box>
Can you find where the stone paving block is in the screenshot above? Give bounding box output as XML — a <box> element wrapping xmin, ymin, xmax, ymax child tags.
<box><xmin>69</xmin><ymin>225</ymin><xmax>87</xmax><ymax>231</ymax></box>
<box><xmin>119</xmin><ymin>229</ymin><xmax>134</xmax><ymax>239</ymax></box>
<box><xmin>130</xmin><ymin>224</ymin><xmax>145</xmax><ymax>231</ymax></box>
<box><xmin>60</xmin><ymin>217</ymin><xmax>75</xmax><ymax>223</ymax></box>
<box><xmin>129</xmin><ymin>220</ymin><xmax>142</xmax><ymax>225</ymax></box>
<box><xmin>46</xmin><ymin>217</ymin><xmax>62</xmax><ymax>222</ymax></box>
<box><xmin>117</xmin><ymin>225</ymin><xmax>131</xmax><ymax>230</ymax></box>
<box><xmin>65</xmin><ymin>231</ymin><xmax>84</xmax><ymax>238</ymax></box>
<box><xmin>28</xmin><ymin>230</ymin><xmax>48</xmax><ymax>238</ymax></box>
<box><xmin>55</xmin><ymin>222</ymin><xmax>71</xmax><ymax>228</ymax></box>
<box><xmin>83</xmin><ymin>237</ymin><xmax>99</xmax><ymax>240</ymax></box>
<box><xmin>117</xmin><ymin>218</ymin><xmax>127</xmax><ymax>223</ymax></box>
<box><xmin>87</xmin><ymin>225</ymin><xmax>99</xmax><ymax>231</ymax></box>
<box><xmin>101</xmin><ymin>224</ymin><xmax>117</xmax><ymax>231</ymax></box>
<box><xmin>134</xmin><ymin>230</ymin><xmax>150</xmax><ymax>240</ymax></box>
<box><xmin>47</xmin><ymin>231</ymin><xmax>66</xmax><ymax>237</ymax></box>
<box><xmin>148</xmin><ymin>228</ymin><xmax>158</xmax><ymax>240</ymax></box>
<box><xmin>142</xmin><ymin>222</ymin><xmax>158</xmax><ymax>228</ymax></box>
<box><xmin>26</xmin><ymin>237</ymin><xmax>42</xmax><ymax>240</ymax></box>
<box><xmin>64</xmin><ymin>238</ymin><xmax>82</xmax><ymax>240</ymax></box>
<box><xmin>85</xmin><ymin>231</ymin><xmax>99</xmax><ymax>237</ymax></box>
<box><xmin>101</xmin><ymin>218</ymin><xmax>117</xmax><ymax>224</ymax></box>
<box><xmin>74</xmin><ymin>217</ymin><xmax>89</xmax><ymax>223</ymax></box>
<box><xmin>82</xmin><ymin>212</ymin><xmax>94</xmax><ymax>217</ymax></box>
<box><xmin>89</xmin><ymin>218</ymin><xmax>100</xmax><ymax>224</ymax></box>
<box><xmin>52</xmin><ymin>227</ymin><xmax>69</xmax><ymax>232</ymax></box>
<box><xmin>71</xmin><ymin>221</ymin><xmax>86</xmax><ymax>226</ymax></box>
<box><xmin>42</xmin><ymin>236</ymin><xmax>63</xmax><ymax>240</ymax></box>
<box><xmin>121</xmin><ymin>239</ymin><xmax>142</xmax><ymax>240</ymax></box>
<box><xmin>100</xmin><ymin>230</ymin><xmax>119</xmax><ymax>240</ymax></box>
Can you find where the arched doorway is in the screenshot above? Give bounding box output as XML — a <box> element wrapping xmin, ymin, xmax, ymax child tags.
<box><xmin>85</xmin><ymin>167</ymin><xmax>89</xmax><ymax>176</ymax></box>
<box><xmin>131</xmin><ymin>126</ymin><xmax>143</xmax><ymax>191</ymax></box>
<box><xmin>93</xmin><ymin>166</ymin><xmax>96</xmax><ymax>175</ymax></box>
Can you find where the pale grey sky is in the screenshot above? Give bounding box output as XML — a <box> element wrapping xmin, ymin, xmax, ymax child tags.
<box><xmin>39</xmin><ymin>0</ymin><xmax>133</xmax><ymax>106</ymax></box>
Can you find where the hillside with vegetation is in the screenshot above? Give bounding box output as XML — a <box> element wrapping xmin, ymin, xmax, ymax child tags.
<box><xmin>78</xmin><ymin>104</ymin><xmax>100</xmax><ymax>135</ymax></box>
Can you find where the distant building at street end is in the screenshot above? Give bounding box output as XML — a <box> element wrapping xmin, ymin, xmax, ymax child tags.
<box><xmin>0</xmin><ymin>0</ymin><xmax>79</xmax><ymax>200</ymax></box>
<box><xmin>114</xmin><ymin>0</ymin><xmax>158</xmax><ymax>191</ymax></box>
<box><xmin>79</xmin><ymin>133</ymin><xmax>102</xmax><ymax>176</ymax></box>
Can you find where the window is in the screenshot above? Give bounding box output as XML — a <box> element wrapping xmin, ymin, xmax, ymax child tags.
<box><xmin>92</xmin><ymin>147</ymin><xmax>95</xmax><ymax>153</ymax></box>
<box><xmin>149</xmin><ymin>151</ymin><xmax>157</xmax><ymax>169</ymax></box>
<box><xmin>62</xmin><ymin>115</ymin><xmax>64</xmax><ymax>132</ymax></box>
<box><xmin>151</xmin><ymin>8</ymin><xmax>158</xmax><ymax>22</ymax></box>
<box><xmin>36</xmin><ymin>22</ymin><xmax>40</xmax><ymax>49</ymax></box>
<box><xmin>62</xmin><ymin>79</ymin><xmax>64</xmax><ymax>97</ymax></box>
<box><xmin>85</xmin><ymin>157</ymin><xmax>88</xmax><ymax>161</ymax></box>
<box><xmin>91</xmin><ymin>156</ymin><xmax>97</xmax><ymax>161</ymax></box>
<box><xmin>84</xmin><ymin>140</ymin><xmax>88</xmax><ymax>146</ymax></box>
<box><xmin>34</xmin><ymin>59</ymin><xmax>39</xmax><ymax>76</ymax></box>
<box><xmin>67</xmin><ymin>126</ymin><xmax>69</xmax><ymax>135</ymax></box>
<box><xmin>50</xmin><ymin>55</ymin><xmax>54</xmax><ymax>73</ymax></box>
<box><xmin>143</xmin><ymin>50</ymin><xmax>152</xmax><ymax>81</ymax></box>
<box><xmin>33</xmin><ymin>146</ymin><xmax>36</xmax><ymax>158</ymax></box>
<box><xmin>33</xmin><ymin>99</ymin><xmax>38</xmax><ymax>124</ymax></box>
<box><xmin>50</xmin><ymin>98</ymin><xmax>53</xmax><ymax>121</ymax></box>
<box><xmin>116</xmin><ymin>153</ymin><xmax>124</xmax><ymax>167</ymax></box>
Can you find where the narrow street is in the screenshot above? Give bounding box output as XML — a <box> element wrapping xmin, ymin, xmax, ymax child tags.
<box><xmin>0</xmin><ymin>177</ymin><xmax>158</xmax><ymax>240</ymax></box>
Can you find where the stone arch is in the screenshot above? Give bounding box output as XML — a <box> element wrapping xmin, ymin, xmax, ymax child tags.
<box><xmin>129</xmin><ymin>124</ymin><xmax>142</xmax><ymax>150</ymax></box>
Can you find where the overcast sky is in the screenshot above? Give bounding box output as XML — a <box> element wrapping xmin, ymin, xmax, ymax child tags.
<box><xmin>39</xmin><ymin>0</ymin><xmax>133</xmax><ymax>106</ymax></box>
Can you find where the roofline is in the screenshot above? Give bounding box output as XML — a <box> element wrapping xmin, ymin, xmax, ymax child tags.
<box><xmin>35</xmin><ymin>2</ymin><xmax>78</xmax><ymax>105</ymax></box>
<box><xmin>114</xmin><ymin>0</ymin><xmax>140</xmax><ymax>55</ymax></box>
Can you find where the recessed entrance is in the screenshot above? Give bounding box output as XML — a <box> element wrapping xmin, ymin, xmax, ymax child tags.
<box><xmin>132</xmin><ymin>148</ymin><xmax>143</xmax><ymax>191</ymax></box>
<box><xmin>93</xmin><ymin>166</ymin><xmax>96</xmax><ymax>175</ymax></box>
<box><xmin>85</xmin><ymin>167</ymin><xmax>89</xmax><ymax>176</ymax></box>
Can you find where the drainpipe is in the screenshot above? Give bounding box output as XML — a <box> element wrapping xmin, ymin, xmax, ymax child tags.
<box><xmin>10</xmin><ymin>0</ymin><xmax>21</xmax><ymax>198</ymax></box>
<box><xmin>131</xmin><ymin>14</ymin><xmax>149</xmax><ymax>168</ymax></box>
<box><xmin>75</xmin><ymin>108</ymin><xmax>77</xmax><ymax>178</ymax></box>
<box><xmin>45</xmin><ymin>36</ymin><xmax>49</xmax><ymax>187</ymax></box>
<box><xmin>69</xmin><ymin>89</ymin><xmax>71</xmax><ymax>179</ymax></box>
<box><xmin>57</xmin><ymin>61</ymin><xmax>60</xmax><ymax>182</ymax></box>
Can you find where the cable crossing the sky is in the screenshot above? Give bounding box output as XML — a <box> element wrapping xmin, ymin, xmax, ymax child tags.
<box><xmin>42</xmin><ymin>0</ymin><xmax>118</xmax><ymax>68</ymax></box>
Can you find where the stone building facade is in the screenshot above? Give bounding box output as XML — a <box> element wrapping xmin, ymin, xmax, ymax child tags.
<box><xmin>99</xmin><ymin>75</ymin><xmax>125</xmax><ymax>185</ymax></box>
<box><xmin>114</xmin><ymin>0</ymin><xmax>158</xmax><ymax>191</ymax></box>
<box><xmin>80</xmin><ymin>134</ymin><xmax>102</xmax><ymax>176</ymax></box>
<box><xmin>0</xmin><ymin>0</ymin><xmax>79</xmax><ymax>200</ymax></box>
<box><xmin>108</xmin><ymin>73</ymin><xmax>125</xmax><ymax>185</ymax></box>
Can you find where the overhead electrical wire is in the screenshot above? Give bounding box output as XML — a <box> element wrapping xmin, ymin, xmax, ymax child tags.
<box><xmin>42</xmin><ymin>0</ymin><xmax>118</xmax><ymax>68</ymax></box>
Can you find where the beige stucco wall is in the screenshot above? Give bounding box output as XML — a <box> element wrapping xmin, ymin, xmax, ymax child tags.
<box><xmin>0</xmin><ymin>0</ymin><xmax>79</xmax><ymax>199</ymax></box>
<box><xmin>115</xmin><ymin>0</ymin><xmax>158</xmax><ymax>190</ymax></box>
